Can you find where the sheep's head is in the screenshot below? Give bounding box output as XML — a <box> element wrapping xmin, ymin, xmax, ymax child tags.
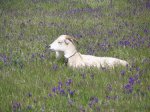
<box><xmin>49</xmin><ymin>35</ymin><xmax>78</xmax><ymax>53</ymax></box>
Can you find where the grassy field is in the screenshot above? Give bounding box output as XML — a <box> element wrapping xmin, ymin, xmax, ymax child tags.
<box><xmin>0</xmin><ymin>0</ymin><xmax>150</xmax><ymax>111</ymax></box>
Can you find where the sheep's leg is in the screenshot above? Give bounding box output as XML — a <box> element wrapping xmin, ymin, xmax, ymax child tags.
<box><xmin>56</xmin><ymin>51</ymin><xmax>63</xmax><ymax>59</ymax></box>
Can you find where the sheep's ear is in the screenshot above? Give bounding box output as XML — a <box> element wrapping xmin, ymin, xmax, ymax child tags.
<box><xmin>66</xmin><ymin>36</ymin><xmax>78</xmax><ymax>44</ymax></box>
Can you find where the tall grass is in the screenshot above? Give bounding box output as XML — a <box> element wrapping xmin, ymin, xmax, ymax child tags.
<box><xmin>0</xmin><ymin>0</ymin><xmax>150</xmax><ymax>111</ymax></box>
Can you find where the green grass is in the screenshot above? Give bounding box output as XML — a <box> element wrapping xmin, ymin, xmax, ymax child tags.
<box><xmin>0</xmin><ymin>0</ymin><xmax>150</xmax><ymax>111</ymax></box>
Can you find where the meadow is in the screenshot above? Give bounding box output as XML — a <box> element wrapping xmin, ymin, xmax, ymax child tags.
<box><xmin>0</xmin><ymin>0</ymin><xmax>150</xmax><ymax>111</ymax></box>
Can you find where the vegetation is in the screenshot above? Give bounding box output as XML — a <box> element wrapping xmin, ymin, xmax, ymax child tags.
<box><xmin>0</xmin><ymin>0</ymin><xmax>150</xmax><ymax>111</ymax></box>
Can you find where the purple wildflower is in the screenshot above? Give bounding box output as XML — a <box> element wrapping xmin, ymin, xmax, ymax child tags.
<box><xmin>136</xmin><ymin>67</ymin><xmax>140</xmax><ymax>71</ymax></box>
<box><xmin>124</xmin><ymin>40</ymin><xmax>130</xmax><ymax>46</ymax></box>
<box><xmin>106</xmin><ymin>96</ymin><xmax>111</xmax><ymax>100</ymax></box>
<box><xmin>0</xmin><ymin>54</ymin><xmax>8</xmax><ymax>64</ymax></box>
<box><xmin>60</xmin><ymin>89</ymin><xmax>65</xmax><ymax>95</ymax></box>
<box><xmin>48</xmin><ymin>93</ymin><xmax>52</xmax><ymax>97</ymax></box>
<box><xmin>88</xmin><ymin>96</ymin><xmax>99</xmax><ymax>108</ymax></box>
<box><xmin>68</xmin><ymin>89</ymin><xmax>75</xmax><ymax>96</ymax></box>
<box><xmin>120</xmin><ymin>70</ymin><xmax>126</xmax><ymax>76</ymax></box>
<box><xmin>52</xmin><ymin>87</ymin><xmax>57</xmax><ymax>93</ymax></box>
<box><xmin>66</xmin><ymin>79</ymin><xmax>72</xmax><ymax>86</ymax></box>
<box><xmin>124</xmin><ymin>84</ymin><xmax>133</xmax><ymax>93</ymax></box>
<box><xmin>12</xmin><ymin>101</ymin><xmax>21</xmax><ymax>111</ymax></box>
<box><xmin>146</xmin><ymin>1</ymin><xmax>150</xmax><ymax>9</ymax></box>
<box><xmin>57</xmin><ymin>86</ymin><xmax>61</xmax><ymax>92</ymax></box>
<box><xmin>58</xmin><ymin>81</ymin><xmax>63</xmax><ymax>88</ymax></box>
<box><xmin>144</xmin><ymin>29</ymin><xmax>148</xmax><ymax>34</ymax></box>
<box><xmin>31</xmin><ymin>53</ymin><xmax>35</xmax><ymax>58</ymax></box>
<box><xmin>119</xmin><ymin>40</ymin><xmax>130</xmax><ymax>47</ymax></box>
<box><xmin>129</xmin><ymin>77</ymin><xmax>134</xmax><ymax>85</ymax></box>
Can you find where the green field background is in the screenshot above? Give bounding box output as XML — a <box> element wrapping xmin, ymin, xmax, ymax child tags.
<box><xmin>0</xmin><ymin>0</ymin><xmax>150</xmax><ymax>111</ymax></box>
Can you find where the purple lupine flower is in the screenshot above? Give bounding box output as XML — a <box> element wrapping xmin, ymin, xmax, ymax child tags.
<box><xmin>31</xmin><ymin>53</ymin><xmax>35</xmax><ymax>59</ymax></box>
<box><xmin>146</xmin><ymin>1</ymin><xmax>150</xmax><ymax>9</ymax></box>
<box><xmin>120</xmin><ymin>70</ymin><xmax>126</xmax><ymax>76</ymax></box>
<box><xmin>52</xmin><ymin>87</ymin><xmax>57</xmax><ymax>93</ymax></box>
<box><xmin>58</xmin><ymin>81</ymin><xmax>63</xmax><ymax>88</ymax></box>
<box><xmin>119</xmin><ymin>40</ymin><xmax>124</xmax><ymax>46</ymax></box>
<box><xmin>3</xmin><ymin>55</ymin><xmax>7</xmax><ymax>64</ymax></box>
<box><xmin>124</xmin><ymin>40</ymin><xmax>130</xmax><ymax>46</ymax></box>
<box><xmin>0</xmin><ymin>54</ymin><xmax>8</xmax><ymax>64</ymax></box>
<box><xmin>129</xmin><ymin>77</ymin><xmax>134</xmax><ymax>85</ymax></box>
<box><xmin>106</xmin><ymin>96</ymin><xmax>111</xmax><ymax>100</ymax></box>
<box><xmin>124</xmin><ymin>84</ymin><xmax>133</xmax><ymax>93</ymax></box>
<box><xmin>66</xmin><ymin>79</ymin><xmax>72</xmax><ymax>86</ymax></box>
<box><xmin>60</xmin><ymin>89</ymin><xmax>65</xmax><ymax>95</ymax></box>
<box><xmin>68</xmin><ymin>89</ymin><xmax>75</xmax><ymax>96</ymax></box>
<box><xmin>136</xmin><ymin>67</ymin><xmax>140</xmax><ymax>71</ymax></box>
<box><xmin>144</xmin><ymin>29</ymin><xmax>148</xmax><ymax>34</ymax></box>
<box><xmin>94</xmin><ymin>97</ymin><xmax>99</xmax><ymax>103</ymax></box>
<box><xmin>89</xmin><ymin>96</ymin><xmax>99</xmax><ymax>108</ymax></box>
<box><xmin>108</xmin><ymin>31</ymin><xmax>113</xmax><ymax>35</ymax></box>
<box><xmin>12</xmin><ymin>101</ymin><xmax>21</xmax><ymax>111</ymax></box>
<box><xmin>48</xmin><ymin>93</ymin><xmax>52</xmax><ymax>97</ymax></box>
<box><xmin>57</xmin><ymin>86</ymin><xmax>61</xmax><ymax>92</ymax></box>
<box><xmin>69</xmin><ymin>90</ymin><xmax>75</xmax><ymax>96</ymax></box>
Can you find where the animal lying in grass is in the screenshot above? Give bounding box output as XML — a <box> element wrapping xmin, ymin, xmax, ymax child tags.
<box><xmin>49</xmin><ymin>35</ymin><xmax>129</xmax><ymax>68</ymax></box>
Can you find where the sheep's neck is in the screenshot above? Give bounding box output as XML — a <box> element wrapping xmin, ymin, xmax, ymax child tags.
<box><xmin>64</xmin><ymin>48</ymin><xmax>77</xmax><ymax>59</ymax></box>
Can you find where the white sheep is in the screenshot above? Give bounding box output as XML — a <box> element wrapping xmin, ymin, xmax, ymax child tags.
<box><xmin>49</xmin><ymin>35</ymin><xmax>129</xmax><ymax>68</ymax></box>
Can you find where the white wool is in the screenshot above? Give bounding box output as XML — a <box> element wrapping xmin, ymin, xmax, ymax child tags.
<box><xmin>49</xmin><ymin>35</ymin><xmax>129</xmax><ymax>68</ymax></box>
